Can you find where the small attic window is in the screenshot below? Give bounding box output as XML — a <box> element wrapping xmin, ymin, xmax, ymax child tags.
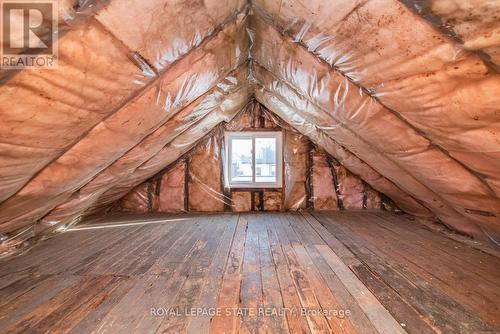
<box><xmin>225</xmin><ymin>131</ymin><xmax>283</xmax><ymax>188</ymax></box>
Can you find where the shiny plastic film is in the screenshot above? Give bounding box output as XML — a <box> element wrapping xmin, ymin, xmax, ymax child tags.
<box><xmin>400</xmin><ymin>0</ymin><xmax>500</xmax><ymax>70</ymax></box>
<box><xmin>0</xmin><ymin>3</ymin><xmax>249</xmax><ymax>256</ymax></box>
<box><xmin>250</xmin><ymin>1</ymin><xmax>500</xmax><ymax>242</ymax></box>
<box><xmin>1</xmin><ymin>0</ymin><xmax>500</xmax><ymax>257</ymax></box>
<box><xmin>249</xmin><ymin>9</ymin><xmax>500</xmax><ymax>242</ymax></box>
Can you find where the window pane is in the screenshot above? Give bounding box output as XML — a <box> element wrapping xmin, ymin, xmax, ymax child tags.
<box><xmin>231</xmin><ymin>138</ymin><xmax>253</xmax><ymax>183</ymax></box>
<box><xmin>255</xmin><ymin>137</ymin><xmax>277</xmax><ymax>183</ymax></box>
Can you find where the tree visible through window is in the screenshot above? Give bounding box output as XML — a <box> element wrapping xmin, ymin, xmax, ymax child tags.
<box><xmin>226</xmin><ymin>131</ymin><xmax>282</xmax><ymax>188</ymax></box>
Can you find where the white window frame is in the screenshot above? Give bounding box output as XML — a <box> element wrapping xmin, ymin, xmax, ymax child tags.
<box><xmin>225</xmin><ymin>131</ymin><xmax>283</xmax><ymax>188</ymax></box>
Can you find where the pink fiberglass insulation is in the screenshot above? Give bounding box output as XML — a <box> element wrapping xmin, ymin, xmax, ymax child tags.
<box><xmin>121</xmin><ymin>183</ymin><xmax>151</xmax><ymax>213</ymax></box>
<box><xmin>405</xmin><ymin>0</ymin><xmax>500</xmax><ymax>67</ymax></box>
<box><xmin>283</xmin><ymin>130</ymin><xmax>308</xmax><ymax>210</ymax></box>
<box><xmin>365</xmin><ymin>186</ymin><xmax>382</xmax><ymax>210</ymax></box>
<box><xmin>188</xmin><ymin>135</ymin><xmax>226</xmax><ymax>212</ymax></box>
<box><xmin>232</xmin><ymin>192</ymin><xmax>252</xmax><ymax>212</ymax></box>
<box><xmin>258</xmin><ymin>192</ymin><xmax>283</xmax><ymax>212</ymax></box>
<box><xmin>312</xmin><ymin>150</ymin><xmax>339</xmax><ymax>211</ymax></box>
<box><xmin>334</xmin><ymin>164</ymin><xmax>365</xmax><ymax>210</ymax></box>
<box><xmin>158</xmin><ymin>161</ymin><xmax>186</xmax><ymax>213</ymax></box>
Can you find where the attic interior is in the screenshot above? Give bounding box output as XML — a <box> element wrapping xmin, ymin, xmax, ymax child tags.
<box><xmin>1</xmin><ymin>0</ymin><xmax>500</xmax><ymax>332</ymax></box>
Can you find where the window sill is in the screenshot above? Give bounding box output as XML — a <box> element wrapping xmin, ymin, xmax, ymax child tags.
<box><xmin>229</xmin><ymin>186</ymin><xmax>282</xmax><ymax>192</ymax></box>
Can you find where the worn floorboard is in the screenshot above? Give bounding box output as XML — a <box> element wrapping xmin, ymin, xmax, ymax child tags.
<box><xmin>0</xmin><ymin>212</ymin><xmax>498</xmax><ymax>333</ymax></box>
<box><xmin>312</xmin><ymin>211</ymin><xmax>500</xmax><ymax>334</ymax></box>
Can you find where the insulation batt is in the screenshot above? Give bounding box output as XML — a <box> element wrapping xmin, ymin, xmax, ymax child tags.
<box><xmin>250</xmin><ymin>16</ymin><xmax>500</xmax><ymax>238</ymax></box>
<box><xmin>312</xmin><ymin>150</ymin><xmax>339</xmax><ymax>211</ymax></box>
<box><xmin>283</xmin><ymin>131</ymin><xmax>308</xmax><ymax>210</ymax></box>
<box><xmin>404</xmin><ymin>0</ymin><xmax>500</xmax><ymax>67</ymax></box>
<box><xmin>253</xmin><ymin>191</ymin><xmax>282</xmax><ymax>211</ymax></box>
<box><xmin>334</xmin><ymin>164</ymin><xmax>364</xmax><ymax>210</ymax></box>
<box><xmin>262</xmin><ymin>192</ymin><xmax>282</xmax><ymax>211</ymax></box>
<box><xmin>253</xmin><ymin>0</ymin><xmax>469</xmax><ymax>85</ymax></box>
<box><xmin>232</xmin><ymin>192</ymin><xmax>252</xmax><ymax>212</ymax></box>
<box><xmin>95</xmin><ymin>0</ymin><xmax>247</xmax><ymax>72</ymax></box>
<box><xmin>188</xmin><ymin>135</ymin><xmax>226</xmax><ymax>212</ymax></box>
<box><xmin>365</xmin><ymin>186</ymin><xmax>382</xmax><ymax>210</ymax></box>
<box><xmin>158</xmin><ymin>161</ymin><xmax>186</xmax><ymax>212</ymax></box>
<box><xmin>0</xmin><ymin>16</ymin><xmax>249</xmax><ymax>233</ymax></box>
<box><xmin>121</xmin><ymin>183</ymin><xmax>151</xmax><ymax>213</ymax></box>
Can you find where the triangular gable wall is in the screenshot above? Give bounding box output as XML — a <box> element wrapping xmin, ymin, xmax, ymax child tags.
<box><xmin>101</xmin><ymin>103</ymin><xmax>405</xmax><ymax>216</ymax></box>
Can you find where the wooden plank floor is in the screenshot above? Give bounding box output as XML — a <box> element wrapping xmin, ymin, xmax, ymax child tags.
<box><xmin>0</xmin><ymin>212</ymin><xmax>499</xmax><ymax>333</ymax></box>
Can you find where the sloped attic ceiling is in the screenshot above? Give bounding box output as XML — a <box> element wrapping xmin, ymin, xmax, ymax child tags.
<box><xmin>0</xmin><ymin>0</ymin><xmax>499</xmax><ymax>247</ymax></box>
